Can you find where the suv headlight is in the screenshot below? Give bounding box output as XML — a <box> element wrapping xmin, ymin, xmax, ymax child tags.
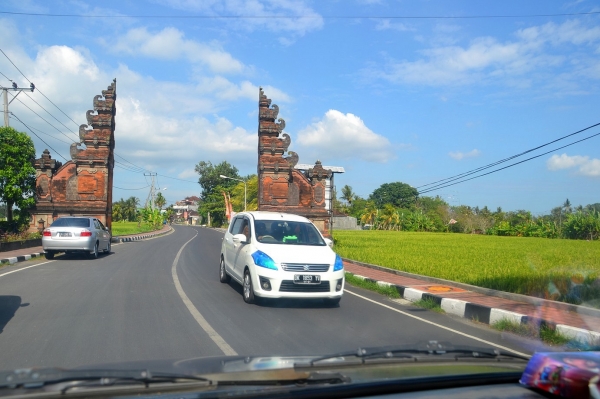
<box><xmin>333</xmin><ymin>254</ymin><xmax>344</xmax><ymax>271</ymax></box>
<box><xmin>251</xmin><ymin>250</ymin><xmax>278</xmax><ymax>270</ymax></box>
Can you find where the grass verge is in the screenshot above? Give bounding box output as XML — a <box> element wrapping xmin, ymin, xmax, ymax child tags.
<box><xmin>111</xmin><ymin>222</ymin><xmax>160</xmax><ymax>236</ymax></box>
<box><xmin>413</xmin><ymin>298</ymin><xmax>445</xmax><ymax>313</ymax></box>
<box><xmin>345</xmin><ymin>272</ymin><xmax>400</xmax><ymax>298</ymax></box>
<box><xmin>492</xmin><ymin>318</ymin><xmax>572</xmax><ymax>346</ymax></box>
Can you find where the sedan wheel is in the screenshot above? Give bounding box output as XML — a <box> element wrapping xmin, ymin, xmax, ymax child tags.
<box><xmin>104</xmin><ymin>240</ymin><xmax>111</xmax><ymax>254</ymax></box>
<box><xmin>219</xmin><ymin>257</ymin><xmax>230</xmax><ymax>283</ymax></box>
<box><xmin>90</xmin><ymin>242</ymin><xmax>99</xmax><ymax>259</ymax></box>
<box><xmin>44</xmin><ymin>251</ymin><xmax>54</xmax><ymax>260</ymax></box>
<box><xmin>243</xmin><ymin>269</ymin><xmax>255</xmax><ymax>304</ymax></box>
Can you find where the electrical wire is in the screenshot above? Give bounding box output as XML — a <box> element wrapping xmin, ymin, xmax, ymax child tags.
<box><xmin>418</xmin><ymin>130</ymin><xmax>600</xmax><ymax>195</ymax></box>
<box><xmin>23</xmin><ymin>91</ymin><xmax>80</xmax><ymax>141</ymax></box>
<box><xmin>10</xmin><ymin>95</ymin><xmax>78</xmax><ymax>143</ymax></box>
<box><xmin>417</xmin><ymin>121</ymin><xmax>600</xmax><ymax>191</ymax></box>
<box><xmin>1</xmin><ymin>10</ymin><xmax>599</xmax><ymax>19</ymax></box>
<box><xmin>10</xmin><ymin>113</ymin><xmax>68</xmax><ymax>161</ymax></box>
<box><xmin>114</xmin><ymin>185</ymin><xmax>150</xmax><ymax>190</ymax></box>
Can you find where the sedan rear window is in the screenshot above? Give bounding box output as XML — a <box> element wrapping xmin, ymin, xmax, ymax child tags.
<box><xmin>50</xmin><ymin>218</ymin><xmax>91</xmax><ymax>228</ymax></box>
<box><xmin>255</xmin><ymin>220</ymin><xmax>325</xmax><ymax>246</ymax></box>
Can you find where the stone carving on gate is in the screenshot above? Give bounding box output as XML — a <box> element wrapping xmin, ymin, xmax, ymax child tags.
<box><xmin>29</xmin><ymin>79</ymin><xmax>117</xmax><ymax>231</ymax></box>
<box><xmin>257</xmin><ymin>88</ymin><xmax>332</xmax><ymax>234</ymax></box>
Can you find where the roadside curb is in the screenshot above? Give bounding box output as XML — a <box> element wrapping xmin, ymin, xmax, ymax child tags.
<box><xmin>343</xmin><ymin>258</ymin><xmax>600</xmax><ymax>318</ymax></box>
<box><xmin>347</xmin><ymin>272</ymin><xmax>600</xmax><ymax>346</ymax></box>
<box><xmin>114</xmin><ymin>225</ymin><xmax>173</xmax><ymax>243</ymax></box>
<box><xmin>343</xmin><ymin>258</ymin><xmax>600</xmax><ymax>344</ymax></box>
<box><xmin>0</xmin><ymin>252</ymin><xmax>46</xmax><ymax>265</ymax></box>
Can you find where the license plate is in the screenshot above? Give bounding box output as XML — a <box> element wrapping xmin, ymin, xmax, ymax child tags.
<box><xmin>59</xmin><ymin>232</ymin><xmax>72</xmax><ymax>237</ymax></box>
<box><xmin>294</xmin><ymin>274</ymin><xmax>321</xmax><ymax>284</ymax></box>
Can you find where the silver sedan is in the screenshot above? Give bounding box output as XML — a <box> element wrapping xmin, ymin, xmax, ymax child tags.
<box><xmin>42</xmin><ymin>217</ymin><xmax>111</xmax><ymax>259</ymax></box>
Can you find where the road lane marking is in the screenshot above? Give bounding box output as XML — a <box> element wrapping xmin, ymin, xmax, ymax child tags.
<box><xmin>0</xmin><ymin>260</ymin><xmax>55</xmax><ymax>278</ymax></box>
<box><xmin>171</xmin><ymin>230</ymin><xmax>237</xmax><ymax>356</ymax></box>
<box><xmin>344</xmin><ymin>289</ymin><xmax>530</xmax><ymax>358</ymax></box>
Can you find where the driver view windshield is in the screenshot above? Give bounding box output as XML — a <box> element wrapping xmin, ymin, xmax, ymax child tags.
<box><xmin>0</xmin><ymin>1</ymin><xmax>599</xmax><ymax>399</ymax></box>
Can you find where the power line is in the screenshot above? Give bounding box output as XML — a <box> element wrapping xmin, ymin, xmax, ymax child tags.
<box><xmin>419</xmin><ymin>130</ymin><xmax>600</xmax><ymax>195</ymax></box>
<box><xmin>10</xmin><ymin>113</ymin><xmax>68</xmax><ymax>161</ymax></box>
<box><xmin>2</xmin><ymin>49</ymin><xmax>199</xmax><ymax>186</ymax></box>
<box><xmin>23</xmin><ymin>91</ymin><xmax>80</xmax><ymax>141</ymax></box>
<box><xmin>0</xmin><ymin>48</ymin><xmax>80</xmax><ymax>129</ymax></box>
<box><xmin>10</xmin><ymin>94</ymin><xmax>78</xmax><ymax>143</ymax></box>
<box><xmin>417</xmin><ymin>121</ymin><xmax>600</xmax><ymax>191</ymax></box>
<box><xmin>114</xmin><ymin>185</ymin><xmax>150</xmax><ymax>190</ymax></box>
<box><xmin>1</xmin><ymin>10</ymin><xmax>599</xmax><ymax>19</ymax></box>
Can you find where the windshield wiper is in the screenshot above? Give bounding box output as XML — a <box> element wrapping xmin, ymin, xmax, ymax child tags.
<box><xmin>0</xmin><ymin>367</ymin><xmax>211</xmax><ymax>393</ymax></box>
<box><xmin>300</xmin><ymin>341</ymin><xmax>530</xmax><ymax>366</ymax></box>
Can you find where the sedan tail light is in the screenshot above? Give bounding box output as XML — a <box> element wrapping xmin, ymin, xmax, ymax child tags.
<box><xmin>80</xmin><ymin>230</ymin><xmax>93</xmax><ymax>237</ymax></box>
<box><xmin>42</xmin><ymin>230</ymin><xmax>51</xmax><ymax>237</ymax></box>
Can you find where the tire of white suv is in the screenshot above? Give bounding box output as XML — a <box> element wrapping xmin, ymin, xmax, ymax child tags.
<box><xmin>243</xmin><ymin>269</ymin><xmax>255</xmax><ymax>304</ymax></box>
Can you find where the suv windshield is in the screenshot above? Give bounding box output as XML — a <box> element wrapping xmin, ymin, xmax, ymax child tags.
<box><xmin>50</xmin><ymin>218</ymin><xmax>90</xmax><ymax>228</ymax></box>
<box><xmin>255</xmin><ymin>220</ymin><xmax>325</xmax><ymax>246</ymax></box>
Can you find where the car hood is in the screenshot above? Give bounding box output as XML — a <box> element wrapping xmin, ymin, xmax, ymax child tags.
<box><xmin>256</xmin><ymin>243</ymin><xmax>336</xmax><ymax>265</ymax></box>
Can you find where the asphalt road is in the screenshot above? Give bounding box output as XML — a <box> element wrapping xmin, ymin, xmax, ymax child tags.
<box><xmin>0</xmin><ymin>225</ymin><xmax>535</xmax><ymax>371</ymax></box>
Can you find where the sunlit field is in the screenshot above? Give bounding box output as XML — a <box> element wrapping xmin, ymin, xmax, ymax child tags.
<box><xmin>110</xmin><ymin>222</ymin><xmax>158</xmax><ymax>236</ymax></box>
<box><xmin>333</xmin><ymin>230</ymin><xmax>600</xmax><ymax>307</ymax></box>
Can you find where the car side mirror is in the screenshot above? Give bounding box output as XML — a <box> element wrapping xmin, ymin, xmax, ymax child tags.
<box><xmin>232</xmin><ymin>233</ymin><xmax>248</xmax><ymax>244</ymax></box>
<box><xmin>324</xmin><ymin>238</ymin><xmax>333</xmax><ymax>248</ymax></box>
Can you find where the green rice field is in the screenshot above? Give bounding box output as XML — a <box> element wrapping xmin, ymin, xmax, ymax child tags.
<box><xmin>110</xmin><ymin>222</ymin><xmax>158</xmax><ymax>236</ymax></box>
<box><xmin>333</xmin><ymin>230</ymin><xmax>600</xmax><ymax>307</ymax></box>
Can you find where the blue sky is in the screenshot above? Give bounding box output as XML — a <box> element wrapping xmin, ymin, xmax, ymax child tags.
<box><xmin>1</xmin><ymin>0</ymin><xmax>599</xmax><ymax>213</ymax></box>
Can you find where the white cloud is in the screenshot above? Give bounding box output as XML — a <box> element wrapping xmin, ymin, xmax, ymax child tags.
<box><xmin>157</xmin><ymin>0</ymin><xmax>323</xmax><ymax>37</ymax></box>
<box><xmin>297</xmin><ymin>110</ymin><xmax>394</xmax><ymax>163</ymax></box>
<box><xmin>547</xmin><ymin>153</ymin><xmax>600</xmax><ymax>177</ymax></box>
<box><xmin>0</xmin><ymin>28</ymin><xmax>275</xmax><ymax>184</ymax></box>
<box><xmin>370</xmin><ymin>19</ymin><xmax>600</xmax><ymax>88</ymax></box>
<box><xmin>110</xmin><ymin>27</ymin><xmax>246</xmax><ymax>74</ymax></box>
<box><xmin>449</xmin><ymin>149</ymin><xmax>481</xmax><ymax>160</ymax></box>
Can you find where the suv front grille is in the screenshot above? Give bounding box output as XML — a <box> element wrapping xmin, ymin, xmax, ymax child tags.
<box><xmin>281</xmin><ymin>263</ymin><xmax>330</xmax><ymax>272</ymax></box>
<box><xmin>279</xmin><ymin>281</ymin><xmax>331</xmax><ymax>293</ymax></box>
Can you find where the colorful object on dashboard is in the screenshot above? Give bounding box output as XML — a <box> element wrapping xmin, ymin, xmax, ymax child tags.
<box><xmin>520</xmin><ymin>351</ymin><xmax>600</xmax><ymax>398</ymax></box>
<box><xmin>334</xmin><ymin>254</ymin><xmax>344</xmax><ymax>271</ymax></box>
<box><xmin>251</xmin><ymin>250</ymin><xmax>278</xmax><ymax>270</ymax></box>
<box><xmin>282</xmin><ymin>235</ymin><xmax>297</xmax><ymax>243</ymax></box>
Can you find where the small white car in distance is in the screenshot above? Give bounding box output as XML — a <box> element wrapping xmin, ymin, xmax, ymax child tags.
<box><xmin>220</xmin><ymin>211</ymin><xmax>344</xmax><ymax>305</ymax></box>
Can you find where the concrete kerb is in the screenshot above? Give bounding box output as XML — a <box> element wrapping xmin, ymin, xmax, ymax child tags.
<box><xmin>113</xmin><ymin>225</ymin><xmax>173</xmax><ymax>243</ymax></box>
<box><xmin>0</xmin><ymin>252</ymin><xmax>46</xmax><ymax>265</ymax></box>
<box><xmin>347</xmin><ymin>269</ymin><xmax>599</xmax><ymax>347</ymax></box>
<box><xmin>343</xmin><ymin>258</ymin><xmax>600</xmax><ymax>319</ymax></box>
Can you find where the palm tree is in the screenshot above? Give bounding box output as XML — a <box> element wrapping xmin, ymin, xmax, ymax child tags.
<box><xmin>563</xmin><ymin>198</ymin><xmax>572</xmax><ymax>214</ymax></box>
<box><xmin>155</xmin><ymin>192</ymin><xmax>166</xmax><ymax>210</ymax></box>
<box><xmin>380</xmin><ymin>204</ymin><xmax>399</xmax><ymax>230</ymax></box>
<box><xmin>341</xmin><ymin>185</ymin><xmax>355</xmax><ymax>205</ymax></box>
<box><xmin>360</xmin><ymin>201</ymin><xmax>378</xmax><ymax>229</ymax></box>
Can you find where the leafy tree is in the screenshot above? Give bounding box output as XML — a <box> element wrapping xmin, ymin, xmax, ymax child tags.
<box><xmin>347</xmin><ymin>196</ymin><xmax>368</xmax><ymax>219</ymax></box>
<box><xmin>340</xmin><ymin>185</ymin><xmax>355</xmax><ymax>205</ymax></box>
<box><xmin>230</xmin><ymin>175</ymin><xmax>258</xmax><ymax>211</ymax></box>
<box><xmin>112</xmin><ymin>197</ymin><xmax>140</xmax><ymax>222</ymax></box>
<box><xmin>370</xmin><ymin>182</ymin><xmax>418</xmax><ymax>209</ymax></box>
<box><xmin>194</xmin><ymin>160</ymin><xmax>240</xmax><ymax>199</ymax></box>
<box><xmin>0</xmin><ymin>127</ymin><xmax>36</xmax><ymax>228</ymax></box>
<box><xmin>155</xmin><ymin>192</ymin><xmax>166</xmax><ymax>210</ymax></box>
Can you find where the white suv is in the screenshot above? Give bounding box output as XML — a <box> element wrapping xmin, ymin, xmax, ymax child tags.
<box><xmin>220</xmin><ymin>211</ymin><xmax>344</xmax><ymax>305</ymax></box>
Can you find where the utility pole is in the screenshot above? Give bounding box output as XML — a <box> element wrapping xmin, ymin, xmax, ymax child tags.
<box><xmin>2</xmin><ymin>81</ymin><xmax>35</xmax><ymax>127</ymax></box>
<box><xmin>144</xmin><ymin>173</ymin><xmax>157</xmax><ymax>209</ymax></box>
